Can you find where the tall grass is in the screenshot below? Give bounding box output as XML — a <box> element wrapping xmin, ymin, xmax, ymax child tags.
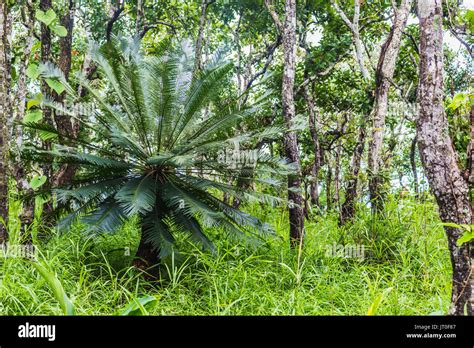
<box><xmin>0</xmin><ymin>195</ymin><xmax>451</xmax><ymax>315</ymax></box>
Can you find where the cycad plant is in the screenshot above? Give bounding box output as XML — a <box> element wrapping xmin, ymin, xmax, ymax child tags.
<box><xmin>25</xmin><ymin>37</ymin><xmax>290</xmax><ymax>272</ymax></box>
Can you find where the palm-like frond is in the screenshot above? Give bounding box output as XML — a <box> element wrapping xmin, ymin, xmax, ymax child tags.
<box><xmin>29</xmin><ymin>36</ymin><xmax>291</xmax><ymax>257</ymax></box>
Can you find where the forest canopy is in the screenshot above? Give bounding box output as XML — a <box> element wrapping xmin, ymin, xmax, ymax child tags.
<box><xmin>0</xmin><ymin>0</ymin><xmax>473</xmax><ymax>317</ymax></box>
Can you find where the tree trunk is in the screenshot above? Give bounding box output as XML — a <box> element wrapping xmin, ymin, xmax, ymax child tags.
<box><xmin>367</xmin><ymin>0</ymin><xmax>413</xmax><ymax>212</ymax></box>
<box><xmin>40</xmin><ymin>0</ymin><xmax>54</xmax><ymax>216</ymax></box>
<box><xmin>53</xmin><ymin>0</ymin><xmax>77</xmax><ymax>188</ymax></box>
<box><xmin>326</xmin><ymin>163</ymin><xmax>333</xmax><ymax>212</ymax></box>
<box><xmin>417</xmin><ymin>0</ymin><xmax>473</xmax><ymax>315</ymax></box>
<box><xmin>281</xmin><ymin>0</ymin><xmax>305</xmax><ymax>246</ymax></box>
<box><xmin>136</xmin><ymin>0</ymin><xmax>144</xmax><ymax>35</ymax></box>
<box><xmin>466</xmin><ymin>104</ymin><xmax>474</xmax><ymax>187</ymax></box>
<box><xmin>194</xmin><ymin>0</ymin><xmax>212</xmax><ymax>74</ymax></box>
<box><xmin>334</xmin><ymin>142</ymin><xmax>342</xmax><ymax>210</ymax></box>
<box><xmin>340</xmin><ymin>114</ymin><xmax>367</xmax><ymax>225</ymax></box>
<box><xmin>0</xmin><ymin>0</ymin><xmax>11</xmax><ymax>242</ymax></box>
<box><xmin>13</xmin><ymin>1</ymin><xmax>36</xmax><ymax>236</ymax></box>
<box><xmin>133</xmin><ymin>226</ymin><xmax>161</xmax><ymax>279</ymax></box>
<box><xmin>410</xmin><ymin>135</ymin><xmax>419</xmax><ymax>198</ymax></box>
<box><xmin>332</xmin><ymin>0</ymin><xmax>369</xmax><ymax>80</ymax></box>
<box><xmin>303</xmin><ymin>82</ymin><xmax>321</xmax><ymax>207</ymax></box>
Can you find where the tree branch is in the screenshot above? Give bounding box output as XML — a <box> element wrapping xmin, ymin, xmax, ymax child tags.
<box><xmin>106</xmin><ymin>1</ymin><xmax>125</xmax><ymax>41</ymax></box>
<box><xmin>264</xmin><ymin>0</ymin><xmax>283</xmax><ymax>32</ymax></box>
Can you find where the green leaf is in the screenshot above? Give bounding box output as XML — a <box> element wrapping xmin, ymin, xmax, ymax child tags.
<box><xmin>448</xmin><ymin>93</ymin><xmax>468</xmax><ymax>111</ymax></box>
<box><xmin>35</xmin><ymin>9</ymin><xmax>56</xmax><ymax>26</ymax></box>
<box><xmin>367</xmin><ymin>287</ymin><xmax>393</xmax><ymax>315</ymax></box>
<box><xmin>46</xmin><ymin>78</ymin><xmax>65</xmax><ymax>94</ymax></box>
<box><xmin>457</xmin><ymin>231</ymin><xmax>474</xmax><ymax>246</ymax></box>
<box><xmin>24</xmin><ymin>110</ymin><xmax>43</xmax><ymax>123</ymax></box>
<box><xmin>31</xmin><ymin>262</ymin><xmax>76</xmax><ymax>315</ymax></box>
<box><xmin>118</xmin><ymin>295</ymin><xmax>158</xmax><ymax>316</ymax></box>
<box><xmin>29</xmin><ymin>175</ymin><xmax>47</xmax><ymax>190</ymax></box>
<box><xmin>465</xmin><ymin>10</ymin><xmax>474</xmax><ymax>32</ymax></box>
<box><xmin>26</xmin><ymin>64</ymin><xmax>42</xmax><ymax>79</ymax></box>
<box><xmin>52</xmin><ymin>25</ymin><xmax>68</xmax><ymax>37</ymax></box>
<box><xmin>27</xmin><ymin>99</ymin><xmax>41</xmax><ymax>110</ymax></box>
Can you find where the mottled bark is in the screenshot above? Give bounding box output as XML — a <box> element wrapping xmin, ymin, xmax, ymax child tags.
<box><xmin>13</xmin><ymin>0</ymin><xmax>35</xmax><ymax>235</ymax></box>
<box><xmin>326</xmin><ymin>162</ymin><xmax>333</xmax><ymax>212</ymax></box>
<box><xmin>194</xmin><ymin>0</ymin><xmax>214</xmax><ymax>74</ymax></box>
<box><xmin>136</xmin><ymin>0</ymin><xmax>144</xmax><ymax>35</ymax></box>
<box><xmin>340</xmin><ymin>114</ymin><xmax>368</xmax><ymax>225</ymax></box>
<box><xmin>40</xmin><ymin>0</ymin><xmax>53</xmax><ymax>191</ymax></box>
<box><xmin>417</xmin><ymin>0</ymin><xmax>473</xmax><ymax>315</ymax></box>
<box><xmin>367</xmin><ymin>0</ymin><xmax>413</xmax><ymax>212</ymax></box>
<box><xmin>332</xmin><ymin>0</ymin><xmax>369</xmax><ymax>79</ymax></box>
<box><xmin>0</xmin><ymin>0</ymin><xmax>11</xmax><ymax>242</ymax></box>
<box><xmin>52</xmin><ymin>0</ymin><xmax>77</xmax><ymax>188</ymax></box>
<box><xmin>302</xmin><ymin>82</ymin><xmax>321</xmax><ymax>207</ymax></box>
<box><xmin>265</xmin><ymin>0</ymin><xmax>304</xmax><ymax>246</ymax></box>
<box><xmin>410</xmin><ymin>135</ymin><xmax>419</xmax><ymax>198</ymax></box>
<box><xmin>334</xmin><ymin>143</ymin><xmax>342</xmax><ymax>209</ymax></box>
<box><xmin>466</xmin><ymin>104</ymin><xmax>474</xmax><ymax>187</ymax></box>
<box><xmin>281</xmin><ymin>0</ymin><xmax>305</xmax><ymax>246</ymax></box>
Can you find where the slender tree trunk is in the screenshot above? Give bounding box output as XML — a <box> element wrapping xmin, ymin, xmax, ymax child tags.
<box><xmin>53</xmin><ymin>0</ymin><xmax>77</xmax><ymax>188</ymax></box>
<box><xmin>303</xmin><ymin>82</ymin><xmax>321</xmax><ymax>207</ymax></box>
<box><xmin>40</xmin><ymin>0</ymin><xmax>53</xmax><ymax>213</ymax></box>
<box><xmin>326</xmin><ymin>160</ymin><xmax>333</xmax><ymax>212</ymax></box>
<box><xmin>410</xmin><ymin>135</ymin><xmax>419</xmax><ymax>198</ymax></box>
<box><xmin>466</xmin><ymin>104</ymin><xmax>474</xmax><ymax>187</ymax></box>
<box><xmin>367</xmin><ymin>0</ymin><xmax>413</xmax><ymax>212</ymax></box>
<box><xmin>281</xmin><ymin>0</ymin><xmax>304</xmax><ymax>246</ymax></box>
<box><xmin>417</xmin><ymin>0</ymin><xmax>473</xmax><ymax>315</ymax></box>
<box><xmin>334</xmin><ymin>142</ymin><xmax>342</xmax><ymax>209</ymax></box>
<box><xmin>0</xmin><ymin>0</ymin><xmax>12</xmax><ymax>242</ymax></box>
<box><xmin>136</xmin><ymin>0</ymin><xmax>143</xmax><ymax>35</ymax></box>
<box><xmin>340</xmin><ymin>114</ymin><xmax>368</xmax><ymax>224</ymax></box>
<box><xmin>466</xmin><ymin>104</ymin><xmax>474</xmax><ymax>213</ymax></box>
<box><xmin>194</xmin><ymin>0</ymin><xmax>212</xmax><ymax>74</ymax></box>
<box><xmin>332</xmin><ymin>0</ymin><xmax>369</xmax><ymax>80</ymax></box>
<box><xmin>13</xmin><ymin>1</ymin><xmax>36</xmax><ymax>238</ymax></box>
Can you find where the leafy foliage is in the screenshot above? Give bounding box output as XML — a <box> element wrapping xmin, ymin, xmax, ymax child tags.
<box><xmin>26</xmin><ymin>37</ymin><xmax>290</xmax><ymax>258</ymax></box>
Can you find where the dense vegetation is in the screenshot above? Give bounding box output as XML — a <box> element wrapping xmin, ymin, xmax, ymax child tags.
<box><xmin>0</xmin><ymin>0</ymin><xmax>473</xmax><ymax>316</ymax></box>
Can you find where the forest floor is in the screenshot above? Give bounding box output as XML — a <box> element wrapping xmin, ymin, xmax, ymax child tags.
<box><xmin>0</xmin><ymin>196</ymin><xmax>451</xmax><ymax>315</ymax></box>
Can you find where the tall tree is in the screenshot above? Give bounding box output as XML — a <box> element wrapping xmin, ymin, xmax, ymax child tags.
<box><xmin>367</xmin><ymin>0</ymin><xmax>412</xmax><ymax>212</ymax></box>
<box><xmin>266</xmin><ymin>0</ymin><xmax>305</xmax><ymax>246</ymax></box>
<box><xmin>417</xmin><ymin>0</ymin><xmax>473</xmax><ymax>315</ymax></box>
<box><xmin>13</xmin><ymin>0</ymin><xmax>36</xmax><ymax>234</ymax></box>
<box><xmin>0</xmin><ymin>0</ymin><xmax>12</xmax><ymax>242</ymax></box>
<box><xmin>52</xmin><ymin>0</ymin><xmax>77</xmax><ymax>187</ymax></box>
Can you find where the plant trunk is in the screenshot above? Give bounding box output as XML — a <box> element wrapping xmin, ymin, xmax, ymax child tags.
<box><xmin>39</xmin><ymin>0</ymin><xmax>54</xmax><ymax>217</ymax></box>
<box><xmin>326</xmin><ymin>164</ymin><xmax>333</xmax><ymax>212</ymax></box>
<box><xmin>334</xmin><ymin>143</ymin><xmax>342</xmax><ymax>210</ymax></box>
<box><xmin>417</xmin><ymin>0</ymin><xmax>473</xmax><ymax>315</ymax></box>
<box><xmin>466</xmin><ymin>104</ymin><xmax>474</xmax><ymax>187</ymax></box>
<box><xmin>133</xmin><ymin>226</ymin><xmax>161</xmax><ymax>279</ymax></box>
<box><xmin>282</xmin><ymin>0</ymin><xmax>304</xmax><ymax>247</ymax></box>
<box><xmin>410</xmin><ymin>135</ymin><xmax>419</xmax><ymax>198</ymax></box>
<box><xmin>303</xmin><ymin>82</ymin><xmax>321</xmax><ymax>207</ymax></box>
<box><xmin>136</xmin><ymin>0</ymin><xmax>143</xmax><ymax>35</ymax></box>
<box><xmin>340</xmin><ymin>114</ymin><xmax>367</xmax><ymax>224</ymax></box>
<box><xmin>194</xmin><ymin>0</ymin><xmax>211</xmax><ymax>74</ymax></box>
<box><xmin>0</xmin><ymin>0</ymin><xmax>12</xmax><ymax>242</ymax></box>
<box><xmin>52</xmin><ymin>0</ymin><xmax>77</xmax><ymax>189</ymax></box>
<box><xmin>367</xmin><ymin>0</ymin><xmax>412</xmax><ymax>212</ymax></box>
